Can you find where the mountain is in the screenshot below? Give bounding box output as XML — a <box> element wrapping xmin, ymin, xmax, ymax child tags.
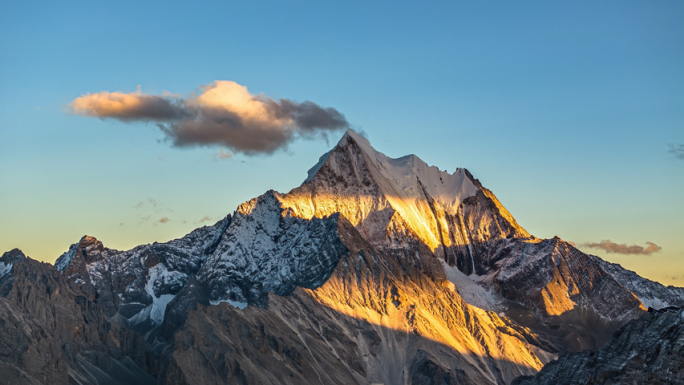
<box><xmin>0</xmin><ymin>249</ymin><xmax>156</xmax><ymax>385</ymax></box>
<box><xmin>3</xmin><ymin>129</ymin><xmax>683</xmax><ymax>384</ymax></box>
<box><xmin>512</xmin><ymin>307</ymin><xmax>684</xmax><ymax>385</ymax></box>
<box><xmin>278</xmin><ymin>130</ymin><xmax>684</xmax><ymax>351</ymax></box>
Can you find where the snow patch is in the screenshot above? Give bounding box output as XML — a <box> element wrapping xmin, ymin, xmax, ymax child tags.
<box><xmin>55</xmin><ymin>242</ymin><xmax>79</xmax><ymax>272</ymax></box>
<box><xmin>146</xmin><ymin>264</ymin><xmax>177</xmax><ymax>324</ymax></box>
<box><xmin>210</xmin><ymin>299</ymin><xmax>248</xmax><ymax>309</ymax></box>
<box><xmin>127</xmin><ymin>264</ymin><xmax>177</xmax><ymax>326</ymax></box>
<box><xmin>636</xmin><ymin>296</ymin><xmax>670</xmax><ymax>311</ymax></box>
<box><xmin>0</xmin><ymin>262</ymin><xmax>12</xmax><ymax>277</ymax></box>
<box><xmin>441</xmin><ymin>259</ymin><xmax>500</xmax><ymax>312</ymax></box>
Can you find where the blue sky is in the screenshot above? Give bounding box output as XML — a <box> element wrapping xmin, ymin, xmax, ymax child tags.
<box><xmin>1</xmin><ymin>1</ymin><xmax>682</xmax><ymax>284</ymax></box>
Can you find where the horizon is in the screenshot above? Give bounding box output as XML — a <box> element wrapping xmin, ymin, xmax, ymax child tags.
<box><xmin>1</xmin><ymin>1</ymin><xmax>682</xmax><ymax>287</ymax></box>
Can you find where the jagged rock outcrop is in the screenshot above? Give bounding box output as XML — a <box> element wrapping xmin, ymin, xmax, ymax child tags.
<box><xmin>512</xmin><ymin>307</ymin><xmax>684</xmax><ymax>385</ymax></box>
<box><xmin>0</xmin><ymin>249</ymin><xmax>156</xmax><ymax>385</ymax></box>
<box><xmin>54</xmin><ymin>216</ymin><xmax>232</xmax><ymax>352</ymax></box>
<box><xmin>196</xmin><ymin>190</ymin><xmax>350</xmax><ymax>306</ymax></box>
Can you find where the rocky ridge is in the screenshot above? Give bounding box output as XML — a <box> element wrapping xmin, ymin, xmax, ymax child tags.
<box><xmin>512</xmin><ymin>307</ymin><xmax>684</xmax><ymax>385</ymax></box>
<box><xmin>0</xmin><ymin>249</ymin><xmax>157</xmax><ymax>385</ymax></box>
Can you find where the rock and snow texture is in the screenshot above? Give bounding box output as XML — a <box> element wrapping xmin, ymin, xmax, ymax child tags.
<box><xmin>162</xmin><ymin>220</ymin><xmax>552</xmax><ymax>385</ymax></box>
<box><xmin>512</xmin><ymin>307</ymin><xmax>684</xmax><ymax>385</ymax></box>
<box><xmin>281</xmin><ymin>130</ymin><xmax>485</xmax><ymax>253</ymax></box>
<box><xmin>196</xmin><ymin>190</ymin><xmax>350</xmax><ymax>305</ymax></box>
<box><xmin>0</xmin><ymin>249</ymin><xmax>157</xmax><ymax>385</ymax></box>
<box><xmin>53</xmin><ymin>190</ymin><xmax>350</xmax><ymax>348</ymax></box>
<box><xmin>279</xmin><ymin>129</ymin><xmax>530</xmax><ymax>272</ymax></box>
<box><xmin>52</xmin><ymin>217</ymin><xmax>233</xmax><ymax>347</ymax></box>
<box><xmin>0</xmin><ymin>261</ymin><xmax>12</xmax><ymax>277</ymax></box>
<box><xmin>440</xmin><ymin>259</ymin><xmax>500</xmax><ymax>312</ymax></box>
<box><xmin>343</xmin><ymin>130</ymin><xmax>478</xmax><ymax>215</ymax></box>
<box><xmin>597</xmin><ymin>258</ymin><xmax>684</xmax><ymax>310</ymax></box>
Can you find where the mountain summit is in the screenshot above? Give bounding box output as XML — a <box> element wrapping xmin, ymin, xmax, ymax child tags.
<box><xmin>2</xmin><ymin>130</ymin><xmax>683</xmax><ymax>385</ymax></box>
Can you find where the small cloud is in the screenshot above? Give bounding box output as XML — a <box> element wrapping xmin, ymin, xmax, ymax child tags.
<box><xmin>566</xmin><ymin>240</ymin><xmax>576</xmax><ymax>247</ymax></box>
<box><xmin>582</xmin><ymin>240</ymin><xmax>662</xmax><ymax>255</ymax></box>
<box><xmin>198</xmin><ymin>215</ymin><xmax>212</xmax><ymax>223</ymax></box>
<box><xmin>119</xmin><ymin>222</ymin><xmax>125</xmax><ymax>226</ymax></box>
<box><xmin>212</xmin><ymin>149</ymin><xmax>233</xmax><ymax>161</ymax></box>
<box><xmin>158</xmin><ymin>217</ymin><xmax>171</xmax><ymax>224</ymax></box>
<box><xmin>147</xmin><ymin>197</ymin><xmax>157</xmax><ymax>207</ymax></box>
<box><xmin>141</xmin><ymin>215</ymin><xmax>151</xmax><ymax>221</ymax></box>
<box><xmin>135</xmin><ymin>202</ymin><xmax>144</xmax><ymax>208</ymax></box>
<box><xmin>668</xmin><ymin>143</ymin><xmax>684</xmax><ymax>160</ymax></box>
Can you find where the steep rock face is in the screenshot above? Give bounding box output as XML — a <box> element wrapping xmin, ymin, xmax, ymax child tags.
<box><xmin>54</xmin><ymin>216</ymin><xmax>232</xmax><ymax>351</ymax></box>
<box><xmin>488</xmin><ymin>237</ymin><xmax>647</xmax><ymax>351</ymax></box>
<box><xmin>55</xmin><ymin>190</ymin><xmax>350</xmax><ymax>352</ymax></box>
<box><xmin>161</xmin><ymin>218</ymin><xmax>553</xmax><ymax>385</ymax></box>
<box><xmin>512</xmin><ymin>307</ymin><xmax>684</xmax><ymax>385</ymax></box>
<box><xmin>279</xmin><ymin>130</ymin><xmax>527</xmax><ymax>263</ymax></box>
<box><xmin>196</xmin><ymin>190</ymin><xmax>349</xmax><ymax>306</ymax></box>
<box><xmin>0</xmin><ymin>249</ymin><xmax>156</xmax><ymax>385</ymax></box>
<box><xmin>597</xmin><ymin>259</ymin><xmax>684</xmax><ymax>310</ymax></box>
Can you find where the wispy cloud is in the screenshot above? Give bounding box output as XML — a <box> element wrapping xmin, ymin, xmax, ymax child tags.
<box><xmin>668</xmin><ymin>143</ymin><xmax>684</xmax><ymax>160</ymax></box>
<box><xmin>198</xmin><ymin>215</ymin><xmax>212</xmax><ymax>223</ymax></box>
<box><xmin>158</xmin><ymin>217</ymin><xmax>171</xmax><ymax>224</ymax></box>
<box><xmin>582</xmin><ymin>240</ymin><xmax>662</xmax><ymax>255</ymax></box>
<box><xmin>212</xmin><ymin>149</ymin><xmax>233</xmax><ymax>161</ymax></box>
<box><xmin>69</xmin><ymin>81</ymin><xmax>351</xmax><ymax>155</ymax></box>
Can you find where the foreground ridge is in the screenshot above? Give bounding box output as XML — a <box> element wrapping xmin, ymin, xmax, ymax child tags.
<box><xmin>512</xmin><ymin>307</ymin><xmax>684</xmax><ymax>385</ymax></box>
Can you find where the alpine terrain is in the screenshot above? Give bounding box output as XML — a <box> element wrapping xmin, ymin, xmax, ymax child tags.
<box><xmin>1</xmin><ymin>130</ymin><xmax>683</xmax><ymax>384</ymax></box>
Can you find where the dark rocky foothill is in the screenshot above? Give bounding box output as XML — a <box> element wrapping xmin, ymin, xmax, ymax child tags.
<box><xmin>512</xmin><ymin>307</ymin><xmax>684</xmax><ymax>385</ymax></box>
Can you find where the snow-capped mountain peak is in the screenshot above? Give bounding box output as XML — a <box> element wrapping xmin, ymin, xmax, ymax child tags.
<box><xmin>339</xmin><ymin>130</ymin><xmax>478</xmax><ymax>214</ymax></box>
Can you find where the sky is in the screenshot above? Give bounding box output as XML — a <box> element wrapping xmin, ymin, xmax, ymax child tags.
<box><xmin>1</xmin><ymin>1</ymin><xmax>682</xmax><ymax>285</ymax></box>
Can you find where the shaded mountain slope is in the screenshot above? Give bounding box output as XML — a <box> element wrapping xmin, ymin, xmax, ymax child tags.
<box><xmin>512</xmin><ymin>307</ymin><xmax>684</xmax><ymax>385</ymax></box>
<box><xmin>0</xmin><ymin>249</ymin><xmax>156</xmax><ymax>385</ymax></box>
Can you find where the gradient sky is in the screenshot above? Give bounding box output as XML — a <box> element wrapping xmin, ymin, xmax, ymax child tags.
<box><xmin>1</xmin><ymin>1</ymin><xmax>682</xmax><ymax>285</ymax></box>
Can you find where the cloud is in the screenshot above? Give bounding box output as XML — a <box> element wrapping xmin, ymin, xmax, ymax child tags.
<box><xmin>158</xmin><ymin>217</ymin><xmax>171</xmax><ymax>224</ymax></box>
<box><xmin>197</xmin><ymin>216</ymin><xmax>213</xmax><ymax>223</ymax></box>
<box><xmin>668</xmin><ymin>143</ymin><xmax>684</xmax><ymax>160</ymax></box>
<box><xmin>212</xmin><ymin>149</ymin><xmax>233</xmax><ymax>161</ymax></box>
<box><xmin>70</xmin><ymin>81</ymin><xmax>351</xmax><ymax>155</ymax></box>
<box><xmin>582</xmin><ymin>240</ymin><xmax>662</xmax><ymax>255</ymax></box>
<box><xmin>147</xmin><ymin>197</ymin><xmax>157</xmax><ymax>207</ymax></box>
